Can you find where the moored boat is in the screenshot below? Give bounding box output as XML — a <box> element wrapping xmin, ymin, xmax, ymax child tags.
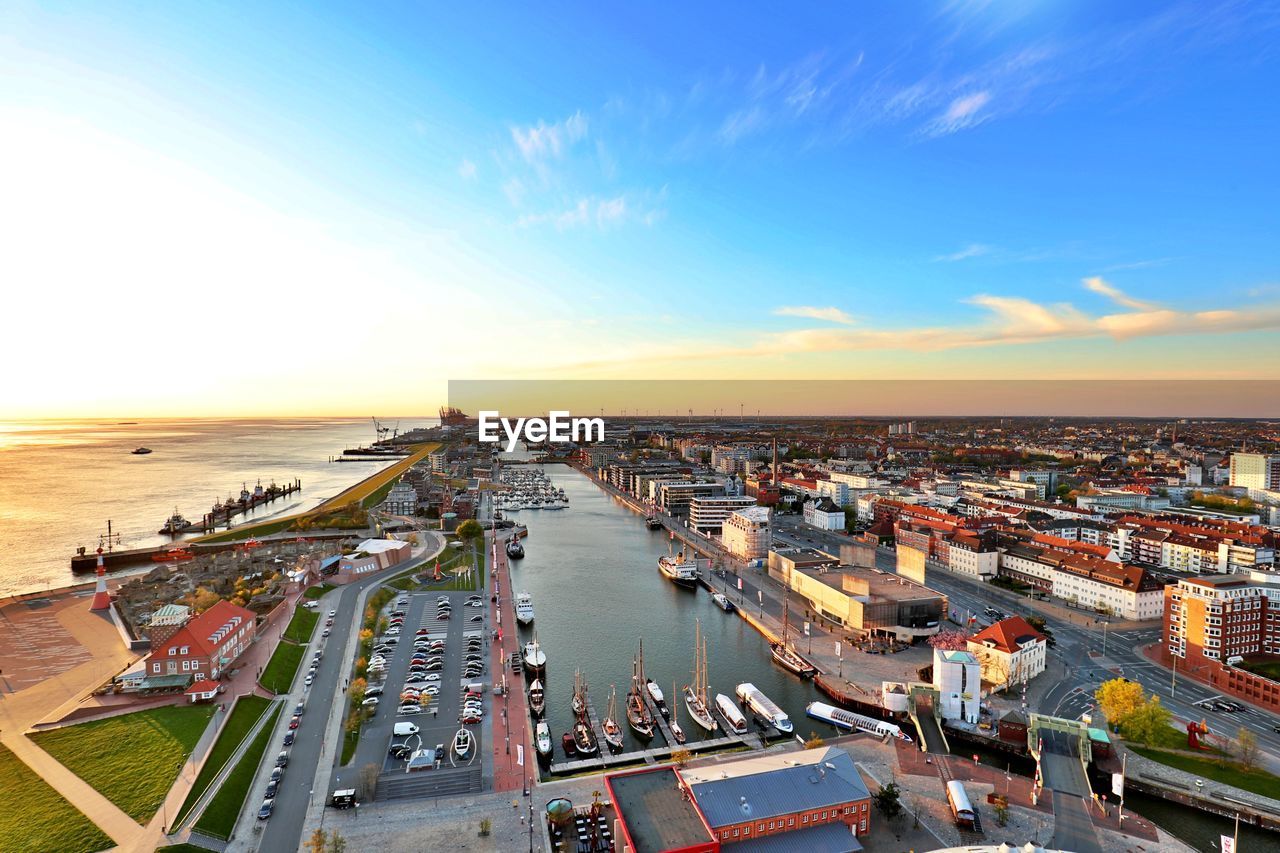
<box><xmin>711</xmin><ymin>592</ymin><xmax>735</xmax><ymax>612</ymax></box>
<box><xmin>561</xmin><ymin>733</ymin><xmax>578</xmax><ymax>757</ymax></box>
<box><xmin>645</xmin><ymin>515</ymin><xmax>663</xmax><ymax>530</ymax></box>
<box><xmin>771</xmin><ymin>593</ymin><xmax>818</xmax><ymax>678</ymax></box>
<box><xmin>804</xmin><ymin>701</ymin><xmax>911</xmax><ymax>742</ymax></box>
<box><xmin>535</xmin><ymin>721</ymin><xmax>553</xmax><ymax>758</ymax></box>
<box><xmin>528</xmin><ymin>679</ymin><xmax>546</xmax><ymax>717</ymax></box>
<box><xmin>452</xmin><ymin>727</ymin><xmax>473</xmax><ymax>758</ymax></box>
<box><xmin>668</xmin><ymin>679</ymin><xmax>687</xmax><ymax>743</ymax></box>
<box><xmin>645</xmin><ymin>679</ymin><xmax>669</xmax><ymax>719</ymax></box>
<box><xmin>735</xmin><ymin>682</ymin><xmax>793</xmax><ymax>734</ymax></box>
<box><xmin>506</xmin><ymin>538</ymin><xmax>525</xmax><ymax>559</ymax></box>
<box><xmin>131</xmin><ymin>447</ymin><xmax>152</xmax><ymax>455</ymax></box>
<box><xmin>523</xmin><ymin>637</ymin><xmax>546</xmax><ymax>672</ymax></box>
<box><xmin>658</xmin><ymin>549</ymin><xmax>700</xmax><ymax>589</ymax></box>
<box><xmin>572</xmin><ymin>719</ymin><xmax>599</xmax><ymax>755</ymax></box>
<box><xmin>602</xmin><ymin>685</ymin><xmax>625</xmax><ymax>752</ymax></box>
<box><xmin>158</xmin><ymin>508</ymin><xmax>192</xmax><ymax>535</ymax></box>
<box><xmin>683</xmin><ymin>620</ymin><xmax>717</xmax><ymax>733</ymax></box>
<box><xmin>715</xmin><ymin>693</ymin><xmax>749</xmax><ymax>734</ymax></box>
<box><xmin>626</xmin><ymin>647</ymin><xmax>655</xmax><ymax>738</ymax></box>
<box><xmin>515</xmin><ymin>592</ymin><xmax>535</xmax><ymax>625</ymax></box>
<box><xmin>151</xmin><ymin>547</ymin><xmax>195</xmax><ymax>562</ymax></box>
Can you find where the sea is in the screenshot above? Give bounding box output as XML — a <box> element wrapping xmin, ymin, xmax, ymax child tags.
<box><xmin>0</xmin><ymin>418</ymin><xmax>429</xmax><ymax>598</ymax></box>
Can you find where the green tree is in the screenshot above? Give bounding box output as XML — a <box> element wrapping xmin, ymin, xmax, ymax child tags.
<box><xmin>456</xmin><ymin>519</ymin><xmax>483</xmax><ymax>542</ymax></box>
<box><xmin>1119</xmin><ymin>696</ymin><xmax>1172</xmax><ymax>745</ymax></box>
<box><xmin>873</xmin><ymin>782</ymin><xmax>902</xmax><ymax>820</ymax></box>
<box><xmin>327</xmin><ymin>831</ymin><xmax>347</xmax><ymax>853</ymax></box>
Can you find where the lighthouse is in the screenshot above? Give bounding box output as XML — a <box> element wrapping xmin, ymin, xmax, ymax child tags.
<box><xmin>90</xmin><ymin>547</ymin><xmax>111</xmax><ymax>611</ymax></box>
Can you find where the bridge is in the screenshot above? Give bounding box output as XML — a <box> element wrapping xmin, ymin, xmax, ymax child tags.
<box><xmin>907</xmin><ymin>685</ymin><xmax>949</xmax><ymax>755</ymax></box>
<box><xmin>1028</xmin><ymin>714</ymin><xmax>1101</xmax><ymax>853</ymax></box>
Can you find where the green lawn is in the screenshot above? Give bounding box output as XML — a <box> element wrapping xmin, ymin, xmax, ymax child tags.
<box><xmin>174</xmin><ymin>695</ymin><xmax>272</xmax><ymax>826</ymax></box>
<box><xmin>1130</xmin><ymin>746</ymin><xmax>1280</xmax><ymax>799</ymax></box>
<box><xmin>30</xmin><ymin>705</ymin><xmax>215</xmax><ymax>824</ymax></box>
<box><xmin>0</xmin><ymin>744</ymin><xmax>112</xmax><ymax>853</ymax></box>
<box><xmin>192</xmin><ymin>703</ymin><xmax>282</xmax><ymax>840</ymax></box>
<box><xmin>260</xmin><ymin>640</ymin><xmax>306</xmax><ymax>694</ymax></box>
<box><xmin>282</xmin><ymin>605</ymin><xmax>319</xmax><ymax>644</ymax></box>
<box><xmin>303</xmin><ymin>583</ymin><xmax>334</xmax><ymax>600</ymax></box>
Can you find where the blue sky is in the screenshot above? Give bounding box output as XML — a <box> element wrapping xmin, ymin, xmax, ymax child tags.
<box><xmin>2</xmin><ymin>1</ymin><xmax>1279</xmax><ymax>415</ymax></box>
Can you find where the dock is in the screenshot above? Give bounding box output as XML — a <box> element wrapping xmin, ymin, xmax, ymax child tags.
<box><xmin>547</xmin><ymin>732</ymin><xmax>760</xmax><ymax>776</ymax></box>
<box><xmin>638</xmin><ymin>685</ymin><xmax>675</xmax><ymax>746</ymax></box>
<box><xmin>581</xmin><ymin>693</ymin><xmax>621</xmax><ymax>767</ymax></box>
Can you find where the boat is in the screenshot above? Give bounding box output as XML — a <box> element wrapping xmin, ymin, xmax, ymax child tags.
<box><xmin>658</xmin><ymin>547</ymin><xmax>699</xmax><ymax>589</ymax></box>
<box><xmin>602</xmin><ymin>686</ymin><xmax>625</xmax><ymax>752</ymax></box>
<box><xmin>523</xmin><ymin>636</ymin><xmax>546</xmax><ymax>672</ymax></box>
<box><xmin>625</xmin><ymin>646</ymin><xmax>655</xmax><ymax>739</ymax></box>
<box><xmin>150</xmin><ymin>547</ymin><xmax>194</xmax><ymax>563</ymax></box>
<box><xmin>668</xmin><ymin>679</ymin><xmax>687</xmax><ymax>744</ymax></box>
<box><xmin>771</xmin><ymin>594</ymin><xmax>818</xmax><ymax>678</ymax></box>
<box><xmin>735</xmin><ymin>682</ymin><xmax>793</xmax><ymax>734</ymax></box>
<box><xmin>131</xmin><ymin>447</ymin><xmax>152</xmax><ymax>455</ymax></box>
<box><xmin>506</xmin><ymin>537</ymin><xmax>525</xmax><ymax>559</ymax></box>
<box><xmin>158</xmin><ymin>508</ymin><xmax>192</xmax><ymax>535</ymax></box>
<box><xmin>535</xmin><ymin>721</ymin><xmax>553</xmax><ymax>759</ymax></box>
<box><xmin>715</xmin><ymin>693</ymin><xmax>749</xmax><ymax>734</ymax></box>
<box><xmin>804</xmin><ymin>701</ymin><xmax>911</xmax><ymax>742</ymax></box>
<box><xmin>645</xmin><ymin>679</ymin><xmax>669</xmax><ymax>719</ymax></box>
<box><xmin>561</xmin><ymin>733</ymin><xmax>578</xmax><ymax>757</ymax></box>
<box><xmin>711</xmin><ymin>592</ymin><xmax>735</xmax><ymax>613</ymax></box>
<box><xmin>452</xmin><ymin>727</ymin><xmax>473</xmax><ymax>759</ymax></box>
<box><xmin>572</xmin><ymin>718</ymin><xmax>599</xmax><ymax>756</ymax></box>
<box><xmin>683</xmin><ymin>620</ymin><xmax>718</xmax><ymax>733</ymax></box>
<box><xmin>571</xmin><ymin>669</ymin><xmax>587</xmax><ymax>717</ymax></box>
<box><xmin>528</xmin><ymin>679</ymin><xmax>546</xmax><ymax>717</ymax></box>
<box><xmin>515</xmin><ymin>592</ymin><xmax>535</xmax><ymax>625</ymax></box>
<box><xmin>645</xmin><ymin>515</ymin><xmax>663</xmax><ymax>530</ymax></box>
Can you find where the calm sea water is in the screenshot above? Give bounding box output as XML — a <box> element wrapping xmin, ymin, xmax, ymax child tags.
<box><xmin>508</xmin><ymin>463</ymin><xmax>827</xmax><ymax>760</ymax></box>
<box><xmin>0</xmin><ymin>418</ymin><xmax>427</xmax><ymax>597</ymax></box>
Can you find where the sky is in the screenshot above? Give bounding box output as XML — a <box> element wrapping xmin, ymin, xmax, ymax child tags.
<box><xmin>2</xmin><ymin>1</ymin><xmax>1279</xmax><ymax>417</ymax></box>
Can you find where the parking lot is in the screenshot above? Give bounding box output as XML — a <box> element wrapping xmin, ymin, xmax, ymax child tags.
<box><xmin>346</xmin><ymin>588</ymin><xmax>490</xmax><ymax>800</ymax></box>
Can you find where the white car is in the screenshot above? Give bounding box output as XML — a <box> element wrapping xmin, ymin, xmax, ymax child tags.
<box><xmin>304</xmin><ymin>674</ymin><xmax>314</xmax><ymax>687</ymax></box>
<box><xmin>328</xmin><ymin>610</ymin><xmax>337</xmax><ymax>617</ymax></box>
<box><xmin>397</xmin><ymin>705</ymin><xmax>422</xmax><ymax>715</ymax></box>
<box><xmin>421</xmin><ymin>684</ymin><xmax>440</xmax><ymax>695</ymax></box>
<box><xmin>422</xmin><ymin>673</ymin><xmax>442</xmax><ymax>682</ymax></box>
<box><xmin>362</xmin><ymin>696</ymin><xmax>379</xmax><ymax>707</ymax></box>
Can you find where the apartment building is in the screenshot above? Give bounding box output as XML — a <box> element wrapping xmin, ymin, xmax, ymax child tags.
<box><xmin>688</xmin><ymin>495</ymin><xmax>759</xmax><ymax>534</ymax></box>
<box><xmin>802</xmin><ymin>496</ymin><xmax>845</xmax><ymax>531</ymax></box>
<box><xmin>1229</xmin><ymin>453</ymin><xmax>1280</xmax><ymax>491</ymax></box>
<box><xmin>723</xmin><ymin>506</ymin><xmax>771</xmax><ymax>559</ymax></box>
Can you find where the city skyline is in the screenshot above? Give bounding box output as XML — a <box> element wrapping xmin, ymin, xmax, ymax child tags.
<box><xmin>4</xmin><ymin>2</ymin><xmax>1280</xmax><ymax>418</ymax></box>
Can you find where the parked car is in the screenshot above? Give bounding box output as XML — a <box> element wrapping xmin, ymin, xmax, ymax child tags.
<box><xmin>304</xmin><ymin>674</ymin><xmax>314</xmax><ymax>687</ymax></box>
<box><xmin>283</xmin><ymin>731</ymin><xmax>295</xmax><ymax>746</ymax></box>
<box><xmin>321</xmin><ymin>629</ymin><xmax>331</xmax><ymax>638</ymax></box>
<box><xmin>257</xmin><ymin>799</ymin><xmax>275</xmax><ymax>820</ymax></box>
<box><xmin>389</xmin><ymin>744</ymin><xmax>413</xmax><ymax>760</ymax></box>
<box><xmin>397</xmin><ymin>704</ymin><xmax>423</xmax><ymax>715</ymax></box>
<box><xmin>289</xmin><ymin>716</ymin><xmax>301</xmax><ymax>730</ymax></box>
<box><xmin>294</xmin><ymin>702</ymin><xmax>305</xmax><ymax>716</ymax></box>
<box><xmin>276</xmin><ymin>750</ymin><xmax>289</xmax><ymax>767</ymax></box>
<box><xmin>365</xmin><ymin>685</ymin><xmax>384</xmax><ymax>697</ymax></box>
<box><xmin>265</xmin><ymin>780</ymin><xmax>279</xmax><ymax>799</ymax></box>
<box><xmin>362</xmin><ymin>697</ymin><xmax>380</xmax><ymax>707</ymax></box>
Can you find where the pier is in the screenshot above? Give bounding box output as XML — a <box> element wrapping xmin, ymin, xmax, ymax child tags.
<box><xmin>639</xmin><ymin>685</ymin><xmax>675</xmax><ymax>746</ymax></box>
<box><xmin>547</xmin><ymin>731</ymin><xmax>763</xmax><ymax>776</ymax></box>
<box><xmin>185</xmin><ymin>479</ymin><xmax>303</xmax><ymax>534</ymax></box>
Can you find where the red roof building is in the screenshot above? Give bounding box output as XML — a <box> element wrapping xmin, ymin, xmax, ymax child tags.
<box><xmin>145</xmin><ymin>599</ymin><xmax>257</xmax><ymax>685</ymax></box>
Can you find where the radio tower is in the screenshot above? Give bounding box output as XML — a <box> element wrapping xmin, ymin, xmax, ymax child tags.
<box><xmin>90</xmin><ymin>546</ymin><xmax>111</xmax><ymax>611</ymax></box>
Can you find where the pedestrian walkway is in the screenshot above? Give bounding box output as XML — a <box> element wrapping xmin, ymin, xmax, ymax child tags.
<box><xmin>490</xmin><ymin>530</ymin><xmax>532</xmax><ymax>794</ymax></box>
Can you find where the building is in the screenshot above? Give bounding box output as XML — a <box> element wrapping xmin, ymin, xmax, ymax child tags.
<box><xmin>933</xmin><ymin>648</ymin><xmax>981</xmax><ymax>724</ymax></box>
<box><xmin>145</xmin><ymin>603</ymin><xmax>191</xmax><ymax>647</ymax></box>
<box><xmin>946</xmin><ymin>531</ymin><xmax>999</xmax><ymax>580</ymax></box>
<box><xmin>1162</xmin><ymin>570</ymin><xmax>1280</xmax><ymax>711</ymax></box>
<box><xmin>782</xmin><ymin>564</ymin><xmax>947</xmax><ymax>643</ymax></box>
<box><xmin>815</xmin><ymin>479</ymin><xmax>851</xmax><ymax>507</ymax></box>
<box><xmin>381</xmin><ymin>480</ymin><xmax>419</xmax><ymax>515</ymax></box>
<box><xmin>689</xmin><ymin>496</ymin><xmax>760</xmax><ymax>534</ymax></box>
<box><xmin>1229</xmin><ymin>453</ymin><xmax>1280</xmax><ymax>491</ymax></box>
<box><xmin>656</xmin><ymin>481</ymin><xmax>726</xmax><ymax>518</ymax></box>
<box><xmin>724</xmin><ymin>506</ymin><xmax>771</xmax><ymax>559</ymax></box>
<box><xmin>143</xmin><ymin>599</ymin><xmax>257</xmax><ymax>688</ymax></box>
<box><xmin>334</xmin><ymin>538</ymin><xmax>412</xmax><ymax>584</ymax></box>
<box><xmin>605</xmin><ymin>766</ymin><xmax>717</xmax><ymax>853</ymax></box>
<box><xmin>803</xmin><ymin>497</ymin><xmax>846</xmax><ymax>531</ymax></box>
<box><xmin>967</xmin><ymin>616</ymin><xmax>1048</xmax><ymax>691</ymax></box>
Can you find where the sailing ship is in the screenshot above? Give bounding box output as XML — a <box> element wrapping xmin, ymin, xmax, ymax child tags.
<box><xmin>668</xmin><ymin>679</ymin><xmax>687</xmax><ymax>744</ymax></box>
<box><xmin>770</xmin><ymin>593</ymin><xmax>818</xmax><ymax>678</ymax></box>
<box><xmin>625</xmin><ymin>644</ymin><xmax>655</xmax><ymax>738</ymax></box>
<box><xmin>523</xmin><ymin>636</ymin><xmax>546</xmax><ymax>672</ymax></box>
<box><xmin>683</xmin><ymin>619</ymin><xmax>718</xmax><ymax>733</ymax></box>
<box><xmin>602</xmin><ymin>685</ymin><xmax>625</xmax><ymax>752</ymax></box>
<box><xmin>571</xmin><ymin>669</ymin><xmax>587</xmax><ymax>717</ymax></box>
<box><xmin>572</xmin><ymin>717</ymin><xmax>599</xmax><ymax>756</ymax></box>
<box><xmin>535</xmin><ymin>721</ymin><xmax>553</xmax><ymax>759</ymax></box>
<box><xmin>528</xmin><ymin>679</ymin><xmax>546</xmax><ymax>718</ymax></box>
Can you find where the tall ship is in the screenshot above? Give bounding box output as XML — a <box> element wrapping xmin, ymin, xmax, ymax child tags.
<box><xmin>571</xmin><ymin>669</ymin><xmax>588</xmax><ymax>717</ymax></box>
<box><xmin>658</xmin><ymin>544</ymin><xmax>699</xmax><ymax>589</ymax></box>
<box><xmin>735</xmin><ymin>682</ymin><xmax>793</xmax><ymax>734</ymax></box>
<box><xmin>625</xmin><ymin>645</ymin><xmax>655</xmax><ymax>739</ymax></box>
<box><xmin>715</xmin><ymin>693</ymin><xmax>749</xmax><ymax>734</ymax></box>
<box><xmin>515</xmin><ymin>592</ymin><xmax>535</xmax><ymax>625</ymax></box>
<box><xmin>602</xmin><ymin>685</ymin><xmax>625</xmax><ymax>752</ymax></box>
<box><xmin>523</xmin><ymin>636</ymin><xmax>546</xmax><ymax>672</ymax></box>
<box><xmin>771</xmin><ymin>594</ymin><xmax>818</xmax><ymax>678</ymax></box>
<box><xmin>683</xmin><ymin>620</ymin><xmax>718</xmax><ymax>733</ymax></box>
<box><xmin>528</xmin><ymin>679</ymin><xmax>546</xmax><ymax>718</ymax></box>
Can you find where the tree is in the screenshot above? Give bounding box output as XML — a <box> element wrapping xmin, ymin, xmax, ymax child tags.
<box><xmin>327</xmin><ymin>832</ymin><xmax>347</xmax><ymax>853</ymax></box>
<box><xmin>873</xmin><ymin>782</ymin><xmax>902</xmax><ymax>820</ymax></box>
<box><xmin>670</xmin><ymin>748</ymin><xmax>692</xmax><ymax>766</ymax></box>
<box><xmin>306</xmin><ymin>829</ymin><xmax>328</xmax><ymax>853</ymax></box>
<box><xmin>843</xmin><ymin>507</ymin><xmax>859</xmax><ymax>534</ymax></box>
<box><xmin>1026</xmin><ymin>615</ymin><xmax>1056</xmax><ymax>648</ymax></box>
<box><xmin>1119</xmin><ymin>696</ymin><xmax>1172</xmax><ymax>745</ymax></box>
<box><xmin>1095</xmin><ymin>678</ymin><xmax>1145</xmax><ymax>724</ymax></box>
<box><xmin>803</xmin><ymin>732</ymin><xmax>825</xmax><ymax>749</ymax></box>
<box><xmin>456</xmin><ymin>519</ymin><xmax>483</xmax><ymax>542</ymax></box>
<box><xmin>1236</xmin><ymin>727</ymin><xmax>1260</xmax><ymax>771</ymax></box>
<box><xmin>929</xmin><ymin>629</ymin><xmax>970</xmax><ymax>651</ymax></box>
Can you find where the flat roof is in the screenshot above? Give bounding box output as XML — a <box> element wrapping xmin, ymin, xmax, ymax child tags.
<box><xmin>723</xmin><ymin>821</ymin><xmax>862</xmax><ymax>853</ymax></box>
<box><xmin>798</xmin><ymin>564</ymin><xmax>945</xmax><ymax>603</ymax></box>
<box><xmin>686</xmin><ymin>749</ymin><xmax>870</xmax><ymax>829</ymax></box>
<box><xmin>607</xmin><ymin>767</ymin><xmax>714</xmax><ymax>853</ymax></box>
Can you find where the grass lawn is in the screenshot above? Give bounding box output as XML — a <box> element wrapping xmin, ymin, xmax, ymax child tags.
<box><xmin>192</xmin><ymin>703</ymin><xmax>282</xmax><ymax>840</ymax></box>
<box><xmin>260</xmin><ymin>640</ymin><xmax>306</xmax><ymax>694</ymax></box>
<box><xmin>174</xmin><ymin>695</ymin><xmax>272</xmax><ymax>826</ymax></box>
<box><xmin>282</xmin><ymin>605</ymin><xmax>319</xmax><ymax>644</ymax></box>
<box><xmin>0</xmin><ymin>744</ymin><xmax>112</xmax><ymax>853</ymax></box>
<box><xmin>30</xmin><ymin>705</ymin><xmax>215</xmax><ymax>824</ymax></box>
<box><xmin>303</xmin><ymin>583</ymin><xmax>334</xmax><ymax>600</ymax></box>
<box><xmin>1130</xmin><ymin>746</ymin><xmax>1280</xmax><ymax>799</ymax></box>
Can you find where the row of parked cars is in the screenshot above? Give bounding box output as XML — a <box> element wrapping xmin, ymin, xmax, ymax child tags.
<box><xmin>259</xmin><ymin>643</ymin><xmax>326</xmax><ymax>820</ymax></box>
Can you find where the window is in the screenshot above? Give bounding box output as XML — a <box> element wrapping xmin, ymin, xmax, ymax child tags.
<box><xmin>152</xmin><ymin>663</ymin><xmax>160</xmax><ymax>673</ymax></box>
<box><xmin>821</xmin><ymin>810</ymin><xmax>828</xmax><ymax>820</ymax></box>
<box><xmin>733</xmin><ymin>829</ymin><xmax>739</xmax><ymax>838</ymax></box>
<box><xmin>182</xmin><ymin>661</ymin><xmax>190</xmax><ymax>671</ymax></box>
<box><xmin>743</xmin><ymin>826</ymin><xmax>750</xmax><ymax>836</ymax></box>
<box><xmin>802</xmin><ymin>815</ymin><xmax>809</xmax><ymax>824</ymax></box>
<box><xmin>788</xmin><ymin>818</ymin><xmax>795</xmax><ymax>827</ymax></box>
<box><xmin>767</xmin><ymin>821</ymin><xmax>774</xmax><ymax>830</ymax></box>
<box><xmin>168</xmin><ymin>647</ymin><xmax>176</xmax><ymax>655</ymax></box>
<box><xmin>180</xmin><ymin>646</ymin><xmax>189</xmax><ymax>655</ymax></box>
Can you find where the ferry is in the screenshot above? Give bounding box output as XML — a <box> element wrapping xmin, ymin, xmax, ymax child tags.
<box><xmin>711</xmin><ymin>592</ymin><xmax>735</xmax><ymax>613</ymax></box>
<box><xmin>735</xmin><ymin>682</ymin><xmax>793</xmax><ymax>734</ymax></box>
<box><xmin>658</xmin><ymin>550</ymin><xmax>699</xmax><ymax>589</ymax></box>
<box><xmin>523</xmin><ymin>638</ymin><xmax>546</xmax><ymax>672</ymax></box>
<box><xmin>506</xmin><ymin>538</ymin><xmax>525</xmax><ymax>560</ymax></box>
<box><xmin>715</xmin><ymin>693</ymin><xmax>749</xmax><ymax>734</ymax></box>
<box><xmin>804</xmin><ymin>701</ymin><xmax>911</xmax><ymax>742</ymax></box>
<box><xmin>452</xmin><ymin>727</ymin><xmax>473</xmax><ymax>759</ymax></box>
<box><xmin>158</xmin><ymin>508</ymin><xmax>192</xmax><ymax>535</ymax></box>
<box><xmin>528</xmin><ymin>679</ymin><xmax>546</xmax><ymax>717</ymax></box>
<box><xmin>515</xmin><ymin>592</ymin><xmax>535</xmax><ymax>625</ymax></box>
<box><xmin>535</xmin><ymin>721</ymin><xmax>553</xmax><ymax>759</ymax></box>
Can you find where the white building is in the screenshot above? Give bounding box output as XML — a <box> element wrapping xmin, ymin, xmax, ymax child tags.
<box><xmin>946</xmin><ymin>533</ymin><xmax>999</xmax><ymax>580</ymax></box>
<box><xmin>966</xmin><ymin>616</ymin><xmax>1047</xmax><ymax>692</ymax></box>
<box><xmin>1229</xmin><ymin>453</ymin><xmax>1280</xmax><ymax>491</ymax></box>
<box><xmin>688</xmin><ymin>496</ymin><xmax>759</xmax><ymax>534</ymax></box>
<box><xmin>723</xmin><ymin>506</ymin><xmax>772</xmax><ymax>559</ymax></box>
<box><xmin>816</xmin><ymin>479</ymin><xmax>851</xmax><ymax>507</ymax></box>
<box><xmin>932</xmin><ymin>648</ymin><xmax>981</xmax><ymax>724</ymax></box>
<box><xmin>382</xmin><ymin>480</ymin><xmax>419</xmax><ymax>516</ymax></box>
<box><xmin>802</xmin><ymin>497</ymin><xmax>845</xmax><ymax>531</ymax></box>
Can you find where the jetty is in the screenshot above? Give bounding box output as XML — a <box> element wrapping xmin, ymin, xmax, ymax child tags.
<box><xmin>639</xmin><ymin>684</ymin><xmax>675</xmax><ymax>746</ymax></box>
<box><xmin>548</xmin><ymin>730</ymin><xmax>769</xmax><ymax>776</ymax></box>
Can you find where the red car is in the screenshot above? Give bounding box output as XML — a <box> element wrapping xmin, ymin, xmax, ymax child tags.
<box><xmin>289</xmin><ymin>716</ymin><xmax>300</xmax><ymax>730</ymax></box>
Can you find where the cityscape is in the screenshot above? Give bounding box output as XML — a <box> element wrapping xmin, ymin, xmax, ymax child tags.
<box><xmin>3</xmin><ymin>3</ymin><xmax>1280</xmax><ymax>853</ymax></box>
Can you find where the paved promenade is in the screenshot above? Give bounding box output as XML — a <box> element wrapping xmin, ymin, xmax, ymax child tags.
<box><xmin>488</xmin><ymin>530</ymin><xmax>533</xmax><ymax>795</ymax></box>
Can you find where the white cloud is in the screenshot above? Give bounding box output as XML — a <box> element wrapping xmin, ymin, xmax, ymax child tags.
<box><xmin>925</xmin><ymin>90</ymin><xmax>992</xmax><ymax>136</ymax></box>
<box><xmin>458</xmin><ymin>159</ymin><xmax>477</xmax><ymax>180</ymax></box>
<box><xmin>773</xmin><ymin>306</ymin><xmax>857</xmax><ymax>325</ymax></box>
<box><xmin>935</xmin><ymin>243</ymin><xmax>991</xmax><ymax>262</ymax></box>
<box><xmin>1082</xmin><ymin>276</ymin><xmax>1156</xmax><ymax>310</ymax></box>
<box><xmin>510</xmin><ymin>111</ymin><xmax>589</xmax><ymax>163</ymax></box>
<box><xmin>516</xmin><ymin>190</ymin><xmax>664</xmax><ymax>232</ymax></box>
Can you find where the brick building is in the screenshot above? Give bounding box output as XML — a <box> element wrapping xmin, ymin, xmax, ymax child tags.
<box><xmin>144</xmin><ymin>599</ymin><xmax>257</xmax><ymax>685</ymax></box>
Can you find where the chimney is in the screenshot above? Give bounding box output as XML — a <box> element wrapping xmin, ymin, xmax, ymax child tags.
<box><xmin>772</xmin><ymin>437</ymin><xmax>778</xmax><ymax>484</ymax></box>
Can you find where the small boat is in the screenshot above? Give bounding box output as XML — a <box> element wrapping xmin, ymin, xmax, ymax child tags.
<box><xmin>523</xmin><ymin>637</ymin><xmax>546</xmax><ymax>672</ymax></box>
<box><xmin>715</xmin><ymin>693</ymin><xmax>749</xmax><ymax>734</ymax></box>
<box><xmin>572</xmin><ymin>719</ymin><xmax>599</xmax><ymax>756</ymax></box>
<box><xmin>151</xmin><ymin>547</ymin><xmax>194</xmax><ymax>563</ymax></box>
<box><xmin>515</xmin><ymin>592</ymin><xmax>535</xmax><ymax>625</ymax></box>
<box><xmin>626</xmin><ymin>646</ymin><xmax>655</xmax><ymax>738</ymax></box>
<box><xmin>602</xmin><ymin>686</ymin><xmax>625</xmax><ymax>752</ymax></box>
<box><xmin>131</xmin><ymin>447</ymin><xmax>153</xmax><ymax>455</ymax></box>
<box><xmin>506</xmin><ymin>538</ymin><xmax>525</xmax><ymax>559</ymax></box>
<box><xmin>711</xmin><ymin>592</ymin><xmax>735</xmax><ymax>613</ymax></box>
<box><xmin>658</xmin><ymin>548</ymin><xmax>700</xmax><ymax>589</ymax></box>
<box><xmin>571</xmin><ymin>669</ymin><xmax>587</xmax><ymax>717</ymax></box>
<box><xmin>668</xmin><ymin>679</ymin><xmax>687</xmax><ymax>744</ymax></box>
<box><xmin>528</xmin><ymin>679</ymin><xmax>546</xmax><ymax>718</ymax></box>
<box><xmin>452</xmin><ymin>727</ymin><xmax>473</xmax><ymax>759</ymax></box>
<box><xmin>771</xmin><ymin>593</ymin><xmax>818</xmax><ymax>678</ymax></box>
<box><xmin>645</xmin><ymin>515</ymin><xmax>663</xmax><ymax>530</ymax></box>
<box><xmin>158</xmin><ymin>508</ymin><xmax>192</xmax><ymax>535</ymax></box>
<box><xmin>684</xmin><ymin>620</ymin><xmax>717</xmax><ymax>733</ymax></box>
<box><xmin>736</xmin><ymin>682</ymin><xmax>793</xmax><ymax>734</ymax></box>
<box><xmin>562</xmin><ymin>733</ymin><xmax>578</xmax><ymax>757</ymax></box>
<box><xmin>535</xmin><ymin>721</ymin><xmax>553</xmax><ymax>758</ymax></box>
<box><xmin>645</xmin><ymin>679</ymin><xmax>669</xmax><ymax>719</ymax></box>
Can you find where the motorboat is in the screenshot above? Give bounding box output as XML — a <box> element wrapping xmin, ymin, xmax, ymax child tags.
<box><xmin>506</xmin><ymin>538</ymin><xmax>525</xmax><ymax>559</ymax></box>
<box><xmin>711</xmin><ymin>592</ymin><xmax>735</xmax><ymax>612</ymax></box>
<box><xmin>452</xmin><ymin>727</ymin><xmax>473</xmax><ymax>759</ymax></box>
<box><xmin>515</xmin><ymin>592</ymin><xmax>535</xmax><ymax>625</ymax></box>
<box><xmin>735</xmin><ymin>682</ymin><xmax>793</xmax><ymax>734</ymax></box>
<box><xmin>535</xmin><ymin>721</ymin><xmax>553</xmax><ymax>758</ymax></box>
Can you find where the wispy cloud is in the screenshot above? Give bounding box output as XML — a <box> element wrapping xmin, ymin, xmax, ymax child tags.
<box><xmin>510</xmin><ymin>111</ymin><xmax>589</xmax><ymax>163</ymax></box>
<box><xmin>516</xmin><ymin>191</ymin><xmax>664</xmax><ymax>231</ymax></box>
<box><xmin>924</xmin><ymin>90</ymin><xmax>992</xmax><ymax>136</ymax></box>
<box><xmin>935</xmin><ymin>243</ymin><xmax>991</xmax><ymax>262</ymax></box>
<box><xmin>773</xmin><ymin>306</ymin><xmax>857</xmax><ymax>325</ymax></box>
<box><xmin>1082</xmin><ymin>276</ymin><xmax>1156</xmax><ymax>310</ymax></box>
<box><xmin>458</xmin><ymin>159</ymin><xmax>477</xmax><ymax>180</ymax></box>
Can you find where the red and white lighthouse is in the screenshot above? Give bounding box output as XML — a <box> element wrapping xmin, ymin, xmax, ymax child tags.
<box><xmin>90</xmin><ymin>547</ymin><xmax>111</xmax><ymax>611</ymax></box>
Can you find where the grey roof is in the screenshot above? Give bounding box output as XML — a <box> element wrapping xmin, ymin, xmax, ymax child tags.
<box><xmin>689</xmin><ymin>749</ymin><xmax>870</xmax><ymax>829</ymax></box>
<box><xmin>723</xmin><ymin>822</ymin><xmax>863</xmax><ymax>853</ymax></box>
<box><xmin>609</xmin><ymin>767</ymin><xmax>714</xmax><ymax>853</ymax></box>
